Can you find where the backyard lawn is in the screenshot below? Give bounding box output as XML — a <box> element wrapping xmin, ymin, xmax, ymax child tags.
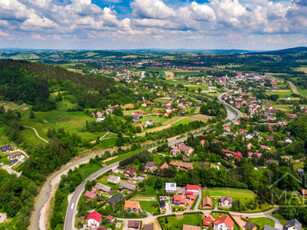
<box><xmin>205</xmin><ymin>188</ymin><xmax>272</xmax><ymax>212</ymax></box>
<box><xmin>139</xmin><ymin>201</ymin><xmax>159</xmax><ymax>214</ymax></box>
<box><xmin>248</xmin><ymin>217</ymin><xmax>275</xmax><ymax>229</ymax></box>
<box><xmin>158</xmin><ymin>213</ymin><xmax>203</xmax><ymax>230</ymax></box>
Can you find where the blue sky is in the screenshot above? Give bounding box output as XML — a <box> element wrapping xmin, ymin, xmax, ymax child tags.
<box><xmin>0</xmin><ymin>0</ymin><xmax>306</xmax><ymax>50</ymax></box>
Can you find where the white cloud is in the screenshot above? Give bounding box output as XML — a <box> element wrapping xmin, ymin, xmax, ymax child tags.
<box><xmin>131</xmin><ymin>0</ymin><xmax>176</xmax><ymax>19</ymax></box>
<box><xmin>190</xmin><ymin>2</ymin><xmax>216</xmax><ymax>21</ymax></box>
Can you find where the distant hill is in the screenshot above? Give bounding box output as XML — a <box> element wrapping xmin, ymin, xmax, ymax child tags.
<box><xmin>253</xmin><ymin>46</ymin><xmax>307</xmax><ymax>54</ymax></box>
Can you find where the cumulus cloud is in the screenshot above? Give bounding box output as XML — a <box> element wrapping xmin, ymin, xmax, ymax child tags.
<box><xmin>0</xmin><ymin>0</ymin><xmax>306</xmax><ymax>48</ymax></box>
<box><xmin>131</xmin><ymin>0</ymin><xmax>176</xmax><ymax>19</ymax></box>
<box><xmin>190</xmin><ymin>2</ymin><xmax>216</xmax><ymax>21</ymax></box>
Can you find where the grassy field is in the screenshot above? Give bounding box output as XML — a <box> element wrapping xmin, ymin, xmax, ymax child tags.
<box><xmin>297</xmin><ymin>87</ymin><xmax>307</xmax><ymax>96</ymax></box>
<box><xmin>186</xmin><ymin>114</ymin><xmax>211</xmax><ymax>122</ymax></box>
<box><xmin>171</xmin><ymin>118</ymin><xmax>191</xmax><ymax>127</ymax></box>
<box><xmin>105</xmin><ymin>148</ymin><xmax>149</xmax><ymax>166</ymax></box>
<box><xmin>139</xmin><ymin>115</ymin><xmax>167</xmax><ymax>124</ymax></box>
<box><xmin>158</xmin><ymin>213</ymin><xmax>203</xmax><ymax>230</ymax></box>
<box><xmin>205</xmin><ymin>188</ymin><xmax>272</xmax><ymax>212</ymax></box>
<box><xmin>19</xmin><ymin>110</ymin><xmax>103</xmax><ymax>142</ymax></box>
<box><xmin>139</xmin><ymin>201</ymin><xmax>159</xmax><ymax>214</ymax></box>
<box><xmin>248</xmin><ymin>217</ymin><xmax>275</xmax><ymax>228</ymax></box>
<box><xmin>267</xmin><ymin>90</ymin><xmax>292</xmax><ymax>98</ymax></box>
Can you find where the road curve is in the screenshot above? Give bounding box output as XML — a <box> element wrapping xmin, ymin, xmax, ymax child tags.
<box><xmin>217</xmin><ymin>91</ymin><xmax>242</xmax><ymax>125</ymax></box>
<box><xmin>64</xmin><ymin>92</ymin><xmax>241</xmax><ymax>230</ymax></box>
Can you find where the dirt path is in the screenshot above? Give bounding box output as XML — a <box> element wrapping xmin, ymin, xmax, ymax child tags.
<box><xmin>24</xmin><ymin>126</ymin><xmax>49</xmax><ymax>143</ymax></box>
<box><xmin>288</xmin><ymin>81</ymin><xmax>299</xmax><ymax>95</ymax></box>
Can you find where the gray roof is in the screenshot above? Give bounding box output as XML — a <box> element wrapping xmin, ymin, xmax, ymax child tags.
<box><xmin>145</xmin><ymin>161</ymin><xmax>157</xmax><ymax>168</ymax></box>
<box><xmin>283</xmin><ymin>219</ymin><xmax>302</xmax><ymax>230</ymax></box>
<box><xmin>94</xmin><ymin>183</ymin><xmax>113</xmax><ymax>193</ymax></box>
<box><xmin>107</xmin><ymin>193</ymin><xmax>123</xmax><ymax>203</ymax></box>
<box><xmin>118</xmin><ymin>181</ymin><xmax>136</xmax><ymax>191</ymax></box>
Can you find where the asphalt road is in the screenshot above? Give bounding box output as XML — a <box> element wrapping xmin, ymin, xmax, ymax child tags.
<box><xmin>64</xmin><ymin>91</ymin><xmax>241</xmax><ymax>230</ymax></box>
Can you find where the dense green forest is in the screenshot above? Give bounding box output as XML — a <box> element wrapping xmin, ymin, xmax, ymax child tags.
<box><xmin>0</xmin><ymin>59</ymin><xmax>144</xmax><ymax>110</ymax></box>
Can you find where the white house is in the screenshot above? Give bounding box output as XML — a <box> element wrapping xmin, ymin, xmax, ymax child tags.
<box><xmin>165</xmin><ymin>183</ymin><xmax>176</xmax><ymax>193</ymax></box>
<box><xmin>87</xmin><ymin>211</ymin><xmax>102</xmax><ymax>229</ymax></box>
<box><xmin>219</xmin><ymin>196</ymin><xmax>233</xmax><ymax>208</ymax></box>
<box><xmin>107</xmin><ymin>175</ymin><xmax>121</xmax><ymax>184</ymax></box>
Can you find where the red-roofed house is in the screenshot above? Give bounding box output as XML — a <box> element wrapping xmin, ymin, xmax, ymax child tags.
<box><xmin>248</xmin><ymin>152</ymin><xmax>262</xmax><ymax>159</ymax></box>
<box><xmin>234</xmin><ymin>151</ymin><xmax>242</xmax><ymax>159</ymax></box>
<box><xmin>287</xmin><ymin>114</ymin><xmax>298</xmax><ymax>118</ymax></box>
<box><xmin>87</xmin><ymin>211</ymin><xmax>102</xmax><ymax>229</ymax></box>
<box><xmin>174</xmin><ymin>195</ymin><xmax>187</xmax><ymax>206</ymax></box>
<box><xmin>203</xmin><ymin>216</ymin><xmax>213</xmax><ymax>227</ymax></box>
<box><xmin>214</xmin><ymin>215</ymin><xmax>234</xmax><ymax>230</ymax></box>
<box><xmin>186</xmin><ymin>184</ymin><xmax>200</xmax><ymax>194</ymax></box>
<box><xmin>106</xmin><ymin>215</ymin><xmax>115</xmax><ymax>223</ymax></box>
<box><xmin>84</xmin><ymin>191</ymin><xmax>97</xmax><ymax>200</ymax></box>
<box><xmin>224</xmin><ymin>126</ymin><xmax>230</xmax><ymax>132</ymax></box>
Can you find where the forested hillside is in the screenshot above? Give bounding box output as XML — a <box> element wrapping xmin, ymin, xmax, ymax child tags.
<box><xmin>0</xmin><ymin>59</ymin><xmax>138</xmax><ymax>110</ymax></box>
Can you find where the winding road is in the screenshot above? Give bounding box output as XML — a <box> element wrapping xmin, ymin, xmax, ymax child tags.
<box><xmin>30</xmin><ymin>91</ymin><xmax>241</xmax><ymax>230</ymax></box>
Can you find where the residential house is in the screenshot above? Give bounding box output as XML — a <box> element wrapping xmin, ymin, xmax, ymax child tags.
<box><xmin>266</xmin><ymin>135</ymin><xmax>274</xmax><ymax>141</ymax></box>
<box><xmin>84</xmin><ymin>191</ymin><xmax>97</xmax><ymax>200</ymax></box>
<box><xmin>106</xmin><ymin>215</ymin><xmax>115</xmax><ymax>223</ymax></box>
<box><xmin>219</xmin><ymin>197</ymin><xmax>233</xmax><ymax>208</ymax></box>
<box><xmin>234</xmin><ymin>151</ymin><xmax>243</xmax><ymax>159</ymax></box>
<box><xmin>302</xmin><ymin>190</ymin><xmax>307</xmax><ymax>197</ymax></box>
<box><xmin>175</xmin><ymin>143</ymin><xmax>194</xmax><ymax>155</ymax></box>
<box><xmin>7</xmin><ymin>151</ymin><xmax>22</xmax><ymax>160</ymax></box>
<box><xmin>160</xmin><ymin>162</ymin><xmax>169</xmax><ymax>170</ymax></box>
<box><xmin>145</xmin><ymin>161</ymin><xmax>158</xmax><ymax>172</ymax></box>
<box><xmin>247</xmin><ymin>143</ymin><xmax>253</xmax><ymax>150</ymax></box>
<box><xmin>165</xmin><ymin>183</ymin><xmax>177</xmax><ymax>193</ymax></box>
<box><xmin>94</xmin><ymin>183</ymin><xmax>114</xmax><ymax>194</ymax></box>
<box><xmin>106</xmin><ymin>193</ymin><xmax>123</xmax><ymax>204</ymax></box>
<box><xmin>170</xmin><ymin>148</ymin><xmax>181</xmax><ymax>156</ymax></box>
<box><xmin>107</xmin><ymin>175</ymin><xmax>120</xmax><ymax>184</ymax></box>
<box><xmin>202</xmin><ymin>196</ymin><xmax>212</xmax><ymax>209</ymax></box>
<box><xmin>118</xmin><ymin>181</ymin><xmax>136</xmax><ymax>191</ymax></box>
<box><xmin>124</xmin><ymin>166</ymin><xmax>136</xmax><ymax>178</ymax></box>
<box><xmin>159</xmin><ymin>200</ymin><xmax>166</xmax><ymax>209</ymax></box>
<box><xmin>145</xmin><ymin>120</ymin><xmax>153</xmax><ymax>127</ymax></box>
<box><xmin>183</xmin><ymin>158</ymin><xmax>191</xmax><ymax>162</ymax></box>
<box><xmin>87</xmin><ymin>211</ymin><xmax>102</xmax><ymax>229</ymax></box>
<box><xmin>186</xmin><ymin>184</ymin><xmax>199</xmax><ymax>194</ymax></box>
<box><xmin>244</xmin><ymin>222</ymin><xmax>257</xmax><ymax>230</ymax></box>
<box><xmin>124</xmin><ymin>200</ymin><xmax>140</xmax><ymax>212</ymax></box>
<box><xmin>8</xmin><ymin>159</ymin><xmax>18</xmax><ymax>165</ymax></box>
<box><xmin>214</xmin><ymin>215</ymin><xmax>234</xmax><ymax>230</ymax></box>
<box><xmin>182</xmin><ymin>225</ymin><xmax>202</xmax><ymax>230</ymax></box>
<box><xmin>1</xmin><ymin>145</ymin><xmax>12</xmax><ymax>153</ymax></box>
<box><xmin>283</xmin><ymin>219</ymin><xmax>302</xmax><ymax>230</ymax></box>
<box><xmin>169</xmin><ymin>161</ymin><xmax>193</xmax><ymax>170</ymax></box>
<box><xmin>143</xmin><ymin>225</ymin><xmax>154</xmax><ymax>230</ymax></box>
<box><xmin>174</xmin><ymin>195</ymin><xmax>187</xmax><ymax>206</ymax></box>
<box><xmin>128</xmin><ymin>220</ymin><xmax>140</xmax><ymax>229</ymax></box>
<box><xmin>260</xmin><ymin>145</ymin><xmax>270</xmax><ymax>150</ymax></box>
<box><xmin>248</xmin><ymin>152</ymin><xmax>262</xmax><ymax>159</ymax></box>
<box><xmin>203</xmin><ymin>216</ymin><xmax>213</xmax><ymax>227</ymax></box>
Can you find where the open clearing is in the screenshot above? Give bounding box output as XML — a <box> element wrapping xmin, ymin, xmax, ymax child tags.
<box><xmin>165</xmin><ymin>71</ymin><xmax>175</xmax><ymax>80</ymax></box>
<box><xmin>186</xmin><ymin>114</ymin><xmax>211</xmax><ymax>122</ymax></box>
